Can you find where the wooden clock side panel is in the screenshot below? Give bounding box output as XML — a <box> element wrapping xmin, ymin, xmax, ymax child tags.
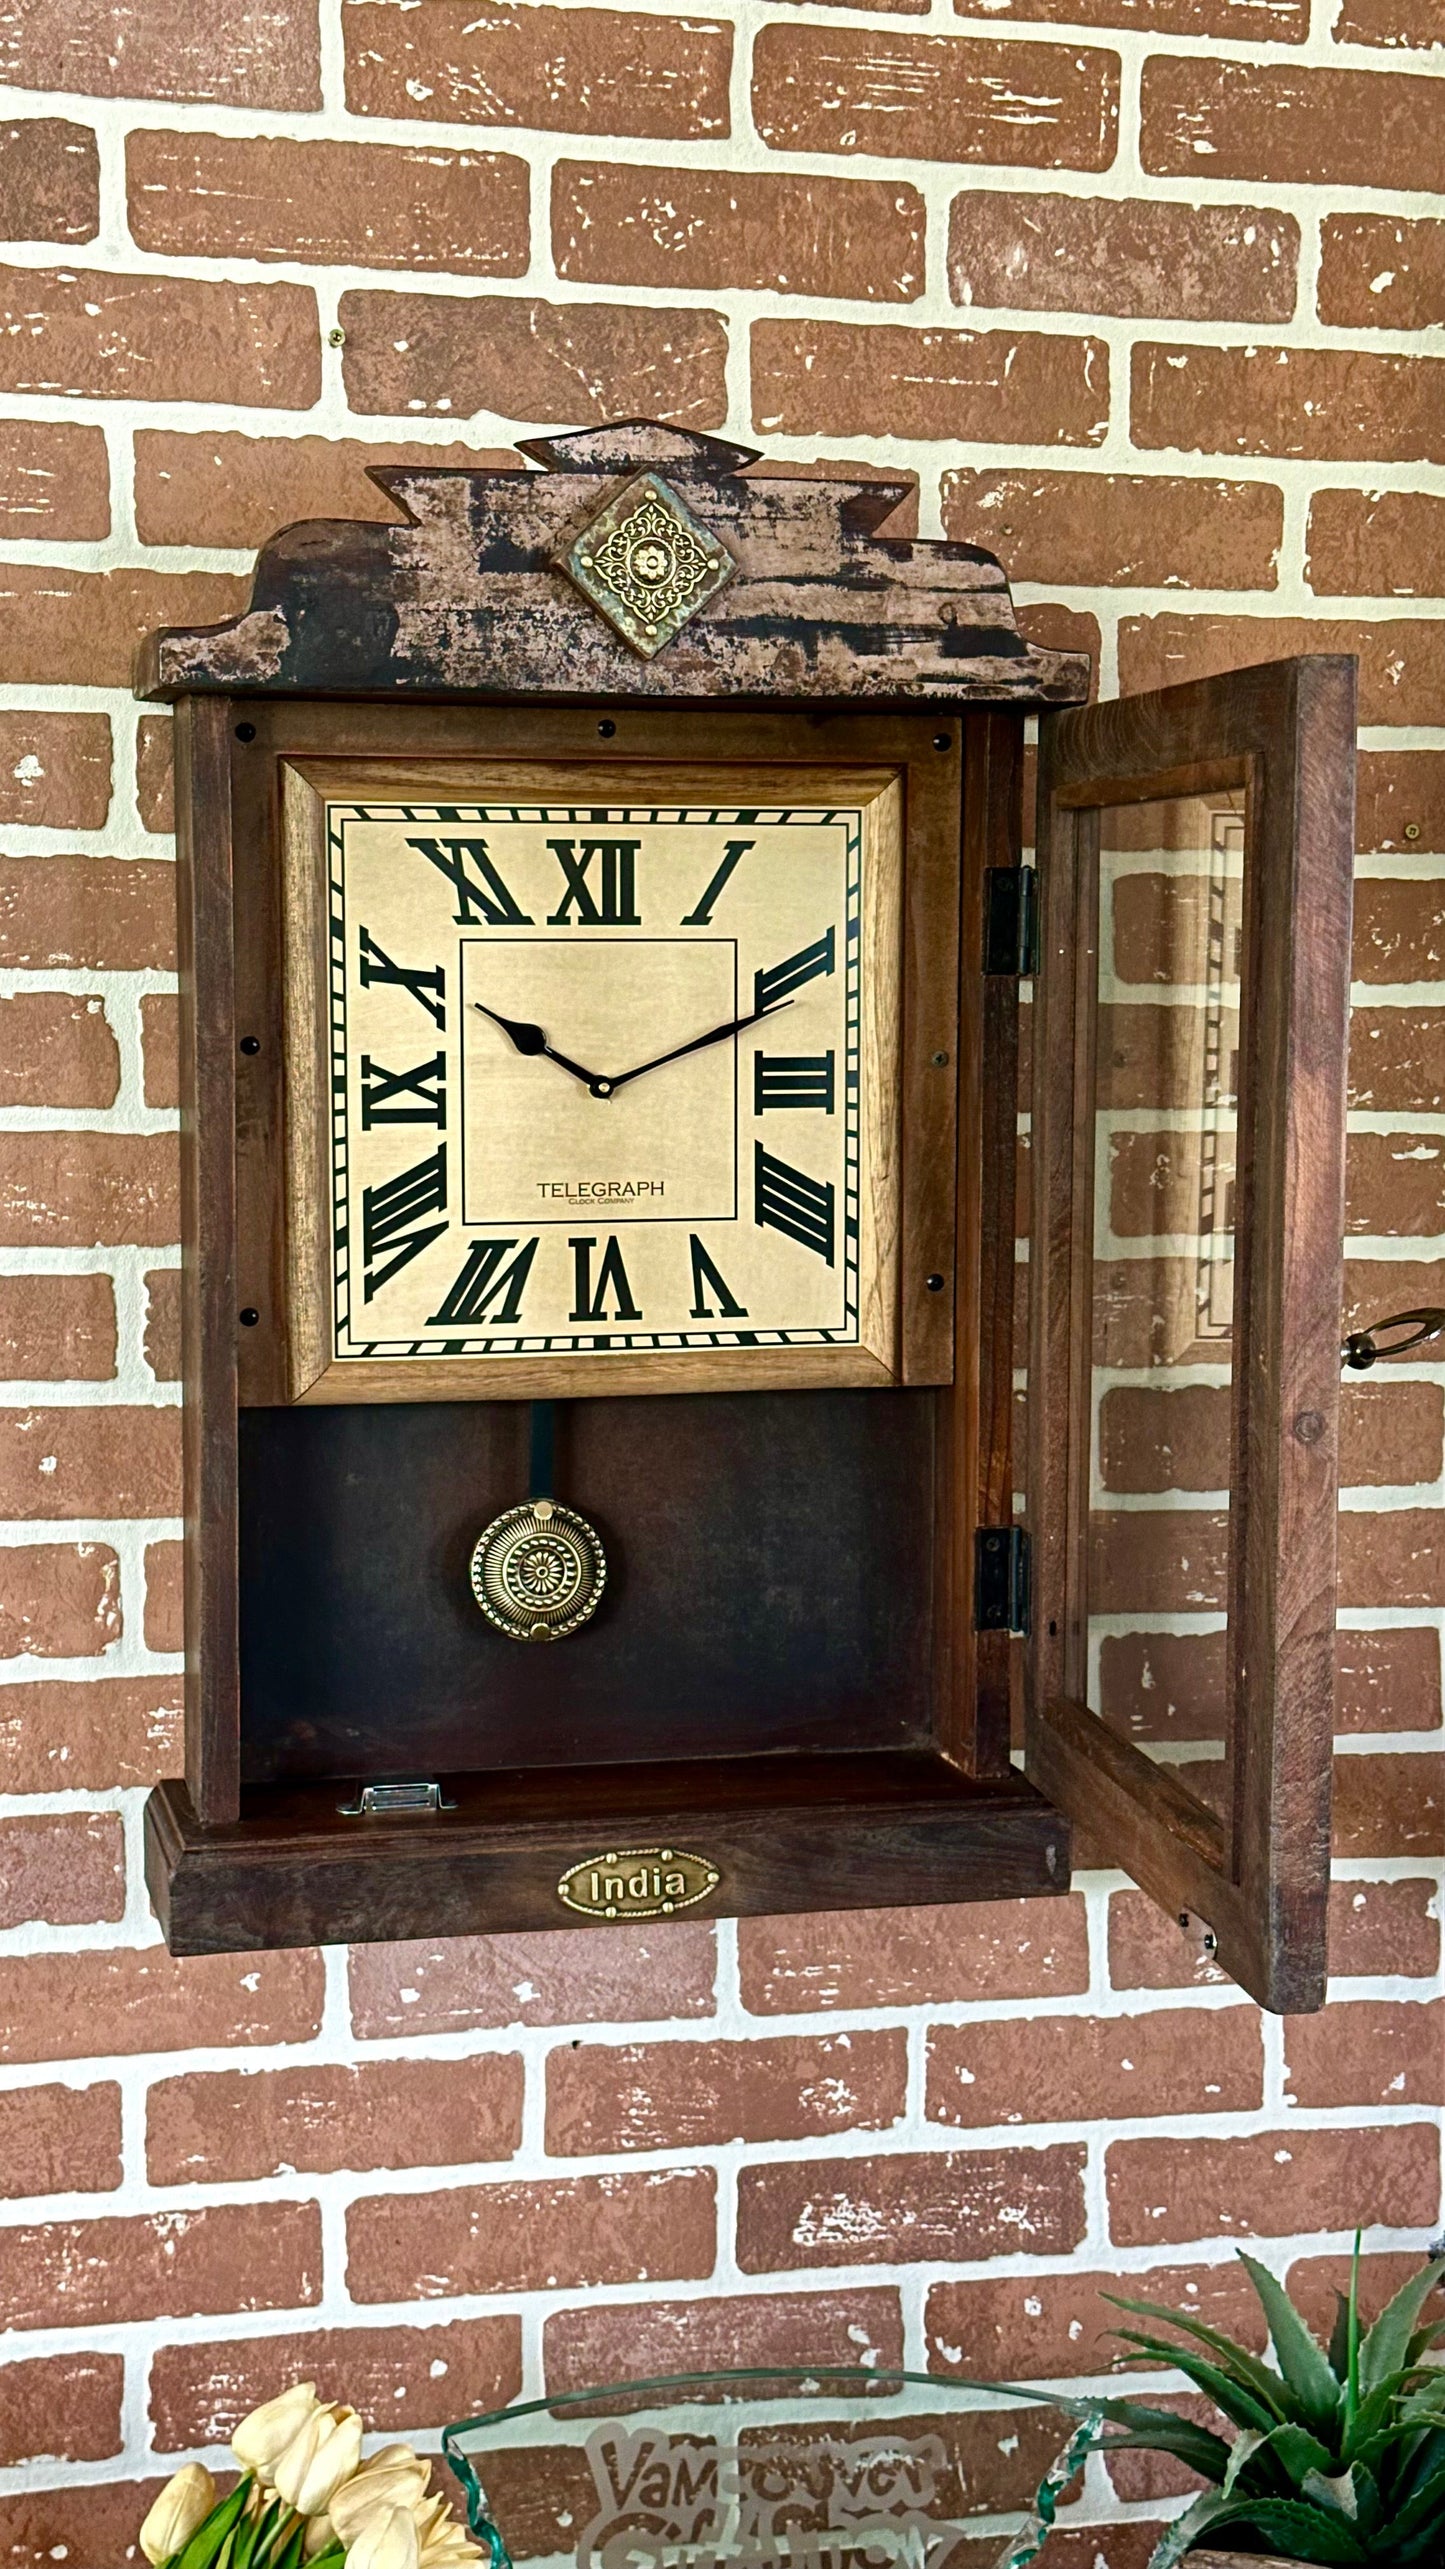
<box><xmin>176</xmin><ymin>695</ymin><xmax>243</xmax><ymax>1824</ymax></box>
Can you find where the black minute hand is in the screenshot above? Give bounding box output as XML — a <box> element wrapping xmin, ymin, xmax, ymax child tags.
<box><xmin>473</xmin><ymin>1001</ymin><xmax>608</xmax><ymax>1095</ymax></box>
<box><xmin>604</xmin><ymin>996</ymin><xmax>793</xmax><ymax>1097</ymax></box>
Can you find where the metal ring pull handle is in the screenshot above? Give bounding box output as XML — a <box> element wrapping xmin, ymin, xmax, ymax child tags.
<box><xmin>1342</xmin><ymin>1307</ymin><xmax>1445</xmax><ymax>1371</ymax></box>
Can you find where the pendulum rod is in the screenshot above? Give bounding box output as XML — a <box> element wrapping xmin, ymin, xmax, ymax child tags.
<box><xmin>529</xmin><ymin>1398</ymin><xmax>556</xmax><ymax>1501</ymax></box>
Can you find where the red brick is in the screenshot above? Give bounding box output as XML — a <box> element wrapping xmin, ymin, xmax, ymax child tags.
<box><xmin>0</xmin><ymin>2482</ymin><xmax>165</xmax><ymax>2569</ymax></box>
<box><xmin>0</xmin><ymin>1676</ymin><xmax>180</xmax><ymax>1789</ymax></box>
<box><xmin>0</xmin><ymin>1813</ymin><xmax>123</xmax><ymax>1927</ymax></box>
<box><xmin>738</xmin><ymin>2146</ymin><xmax>1086</xmax><ymax>2270</ymax></box>
<box><xmin>926</xmin><ymin>2007</ymin><xmax>1262</xmax><ymax>2128</ymax></box>
<box><xmin>0</xmin><ymin>992</ymin><xmax>117</xmax><ymax>1108</ymax></box>
<box><xmin>0</xmin><ymin>269</ymin><xmax>317</xmax><ymax>408</ymax></box>
<box><xmin>738</xmin><ymin>1897</ymin><xmax>1089</xmax><ymax>2011</ymax></box>
<box><xmin>1016</xmin><ymin>600</ymin><xmax>1100</xmax><ymax>683</ymax></box>
<box><xmin>148</xmin><ymin>2054</ymin><xmax>523</xmax><ymax>2184</ymax></box>
<box><xmin>1141</xmin><ymin>57</ymin><xmax>1445</xmax><ymax>194</ymax></box>
<box><xmin>0</xmin><ymin>715</ymin><xmax>110</xmax><ymax>828</ymax></box>
<box><xmin>144</xmin><ymin>1269</ymin><xmax>180</xmax><ymax>1381</ymax></box>
<box><xmin>1134</xmin><ymin>340</ymin><xmax>1445</xmax><ymax>465</ymax></box>
<box><xmin>0</xmin><ymin>0</ymin><xmax>320</xmax><ymax>108</ymax></box>
<box><xmin>341</xmin><ymin>291</ymin><xmax>727</xmax><ymax>430</ymax></box>
<box><xmin>554</xmin><ymin>162</ymin><xmax>924</xmax><ymax>302</ymax></box>
<box><xmin>1354</xmin><ymin>755</ymin><xmax>1445</xmax><ymax>859</ymax></box>
<box><xmin>149</xmin><ymin>2317</ymin><xmax>522</xmax><ymax>2450</ymax></box>
<box><xmin>1283</xmin><ymin>1997</ymin><xmax>1444</xmax><ymax>2109</ymax></box>
<box><xmin>347</xmin><ymin>2167</ymin><xmax>716</xmax><ymax>2300</ymax></box>
<box><xmin>1106</xmin><ymin>2122</ymin><xmax>1440</xmax><ymax>2247</ymax></box>
<box><xmin>1309</xmin><ymin>491</ymin><xmax>1445</xmax><ymax>602</ymax></box>
<box><xmin>144</xmin><ymin>1539</ymin><xmax>181</xmax><ymax>1654</ymax></box>
<box><xmin>753</xmin><ymin>322</ymin><xmax>1107</xmax><ymax>445</ymax></box>
<box><xmin>942</xmin><ymin>468</ymin><xmax>1281</xmax><ymax>591</ymax></box>
<box><xmin>1331</xmin><ymin>1746</ymin><xmax>1444</xmax><ymax>1851</ymax></box>
<box><xmin>0</xmin><ymin>1543</ymin><xmax>120</xmax><ymax>1659</ymax></box>
<box><xmin>134</xmin><ymin>434</ymin><xmax>515</xmax><ymax>552</ymax></box>
<box><xmin>1331</xmin><ymin>1878</ymin><xmax>1441</xmax><ymax>1978</ymax></box>
<box><xmin>1349</xmin><ymin>1130</ymin><xmax>1445</xmax><ymax>1235</ymax></box>
<box><xmin>1099</xmin><ymin>1376</ymin><xmax>1439</xmax><ymax>1493</ymax></box>
<box><xmin>0</xmin><ymin>1944</ymin><xmax>323</xmax><ymax>2065</ymax></box>
<box><xmin>1318</xmin><ymin>212</ymin><xmax>1445</xmax><ymax>334</ymax></box>
<box><xmin>956</xmin><ymin>0</ymin><xmax>1304</xmax><ymax>30</ymax></box>
<box><xmin>1108</xmin><ymin>1891</ymin><xmax>1234</xmax><ymax>1993</ymax></box>
<box><xmin>752</xmin><ymin>28</ymin><xmax>1119</xmax><ymax>170</ymax></box>
<box><xmin>0</xmin><ymin>1407</ymin><xmax>179</xmax><ymax>1518</ymax></box>
<box><xmin>141</xmin><ymin>990</ymin><xmax>178</xmax><ymax>1110</ymax></box>
<box><xmin>1098</xmin><ymin>1630</ymin><xmax>1225</xmax><ymax>1743</ymax></box>
<box><xmin>0</xmin><ymin>2351</ymin><xmax>124</xmax><ymax>2465</ymax></box>
<box><xmin>0</xmin><ymin>118</ymin><xmax>97</xmax><ymax>241</ymax></box>
<box><xmin>0</xmin><ymin>1133</ymin><xmax>177</xmax><ymax>1245</ymax></box>
<box><xmin>343</xmin><ymin>0</ymin><xmax>732</xmax><ymax>141</ymax></box>
<box><xmin>545</xmin><ymin>2287</ymin><xmax>905</xmax><ymax>2389</ymax></box>
<box><xmin>547</xmin><ymin>2029</ymin><xmax>907</xmax><ymax>2154</ymax></box>
<box><xmin>350</xmin><ymin>1922</ymin><xmax>715</xmax><ymax>2035</ymax></box>
<box><xmin>135</xmin><ymin>716</ymin><xmax>173</xmax><ymax>832</ymax></box>
<box><xmin>0</xmin><ymin>565</ymin><xmax>245</xmax><ymax>689</ymax></box>
<box><xmin>1335</xmin><ymin>1623</ymin><xmax>1441</xmax><ymax>1732</ymax></box>
<box><xmin>0</xmin><ymin>2080</ymin><xmax>121</xmax><ymax>2198</ymax></box>
<box><xmin>1120</xmin><ymin>616</ymin><xmax>1445</xmax><ymax>726</ymax></box>
<box><xmin>925</xmin><ymin>2259</ymin><xmax>1266</xmax><ymax>2382</ymax></box>
<box><xmin>0</xmin><ymin>1273</ymin><xmax>115</xmax><ymax>1380</ymax></box>
<box><xmin>0</xmin><ymin>2200</ymin><xmax>321</xmax><ymax>2328</ymax></box>
<box><xmin>128</xmin><ymin>129</ymin><xmax>529</xmax><ymax>274</ymax></box>
<box><xmin>1353</xmin><ymin>1010</ymin><xmax>1445</xmax><ymax>1113</ymax></box>
<box><xmin>1334</xmin><ymin>0</ymin><xmax>1442</xmax><ymax>39</ymax></box>
<box><xmin>0</xmin><ymin>422</ymin><xmax>108</xmax><ymax>540</ymax></box>
<box><xmin>949</xmin><ymin>191</ymin><xmax>1294</xmax><ymax>322</ymax></box>
<box><xmin>0</xmin><ymin>858</ymin><xmax>175</xmax><ymax>970</ymax></box>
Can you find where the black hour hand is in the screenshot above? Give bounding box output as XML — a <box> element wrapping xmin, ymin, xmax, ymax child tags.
<box><xmin>473</xmin><ymin>1001</ymin><xmax>605</xmax><ymax>1094</ymax></box>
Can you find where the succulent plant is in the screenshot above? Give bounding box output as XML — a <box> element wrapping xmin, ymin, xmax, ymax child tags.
<box><xmin>1005</xmin><ymin>2241</ymin><xmax>1445</xmax><ymax>2567</ymax></box>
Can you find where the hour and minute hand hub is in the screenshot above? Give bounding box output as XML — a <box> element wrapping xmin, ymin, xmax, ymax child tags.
<box><xmin>473</xmin><ymin>996</ymin><xmax>793</xmax><ymax>1100</ymax></box>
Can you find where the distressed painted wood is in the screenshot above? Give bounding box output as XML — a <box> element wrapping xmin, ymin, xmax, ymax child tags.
<box><xmin>136</xmin><ymin>421</ymin><xmax>1090</xmax><ymax>708</ymax></box>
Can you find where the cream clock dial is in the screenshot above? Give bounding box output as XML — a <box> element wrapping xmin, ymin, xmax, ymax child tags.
<box><xmin>280</xmin><ymin>762</ymin><xmax>902</xmax><ymax>1399</ymax></box>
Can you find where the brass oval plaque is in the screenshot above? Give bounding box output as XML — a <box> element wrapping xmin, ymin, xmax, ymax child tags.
<box><xmin>557</xmin><ymin>1845</ymin><xmax>720</xmax><ymax>1923</ymax></box>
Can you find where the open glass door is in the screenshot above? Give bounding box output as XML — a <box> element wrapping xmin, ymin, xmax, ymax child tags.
<box><xmin>1026</xmin><ymin>657</ymin><xmax>1357</xmax><ymax>2012</ymax></box>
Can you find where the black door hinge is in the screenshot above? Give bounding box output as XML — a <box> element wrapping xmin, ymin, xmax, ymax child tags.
<box><xmin>975</xmin><ymin>1526</ymin><xmax>1030</xmax><ymax>1634</ymax></box>
<box><xmin>983</xmin><ymin>865</ymin><xmax>1038</xmax><ymax>977</ymax></box>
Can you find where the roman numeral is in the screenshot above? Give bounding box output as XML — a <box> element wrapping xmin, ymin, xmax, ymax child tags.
<box><xmin>360</xmin><ymin>1052</ymin><xmax>446</xmax><ymax>1129</ymax></box>
<box><xmin>569</xmin><ymin>1234</ymin><xmax>642</xmax><ymax>1323</ymax></box>
<box><xmin>427</xmin><ymin>1236</ymin><xmax>538</xmax><ymax>1328</ymax></box>
<box><xmin>754</xmin><ymin>1052</ymin><xmax>836</xmax><ymax>1114</ymax></box>
<box><xmin>362</xmin><ymin>1146</ymin><xmax>447</xmax><ymax>1300</ymax></box>
<box><xmin>755</xmin><ymin>926</ymin><xmax>835</xmax><ymax>1014</ymax></box>
<box><xmin>547</xmin><ymin>838</ymin><xmax>642</xmax><ymax>927</ymax></box>
<box><xmin>680</xmin><ymin>837</ymin><xmax>753</xmax><ymax>927</ymax></box>
<box><xmin>358</xmin><ymin>927</ymin><xmax>445</xmax><ymax>1029</ymax></box>
<box><xmin>689</xmin><ymin>1235</ymin><xmax>748</xmax><ymax>1320</ymax></box>
<box><xmin>406</xmin><ymin>836</ymin><xmax>533</xmax><ymax>927</ymax></box>
<box><xmin>755</xmin><ymin>1144</ymin><xmax>834</xmax><ymax>1266</ymax></box>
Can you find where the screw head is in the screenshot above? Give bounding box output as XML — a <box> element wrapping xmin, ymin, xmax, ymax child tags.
<box><xmin>931</xmin><ymin>1049</ymin><xmax>949</xmax><ymax>1067</ymax></box>
<box><xmin>1405</xmin><ymin>823</ymin><xmax>1422</xmax><ymax>842</ymax></box>
<box><xmin>328</xmin><ymin>326</ymin><xmax>346</xmax><ymax>348</ymax></box>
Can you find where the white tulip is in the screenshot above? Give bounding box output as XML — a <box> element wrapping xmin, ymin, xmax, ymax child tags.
<box><xmin>140</xmin><ymin>2465</ymin><xmax>217</xmax><ymax>2566</ymax></box>
<box><xmin>329</xmin><ymin>2459</ymin><xmax>430</xmax><ymax>2548</ymax></box>
<box><xmin>347</xmin><ymin>2509</ymin><xmax>421</xmax><ymax>2569</ymax></box>
<box><xmin>273</xmin><ymin>2408</ymin><xmax>365</xmax><ymax>2517</ymax></box>
<box><xmin>233</xmin><ymin>2385</ymin><xmax>322</xmax><ymax>2482</ymax></box>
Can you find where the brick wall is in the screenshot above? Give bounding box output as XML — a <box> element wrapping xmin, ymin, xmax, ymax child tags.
<box><xmin>0</xmin><ymin>0</ymin><xmax>1442</xmax><ymax>2559</ymax></box>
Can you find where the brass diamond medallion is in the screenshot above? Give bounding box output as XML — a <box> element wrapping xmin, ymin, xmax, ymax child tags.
<box><xmin>560</xmin><ymin>471</ymin><xmax>735</xmax><ymax>658</ymax></box>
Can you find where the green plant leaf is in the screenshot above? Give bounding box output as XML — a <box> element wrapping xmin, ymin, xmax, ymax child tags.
<box><xmin>1240</xmin><ymin>2423</ymin><xmax>1338</xmax><ymax>2494</ymax></box>
<box><xmin>1175</xmin><ymin>2492</ymin><xmax>1371</xmax><ymax>2564</ymax></box>
<box><xmin>1357</xmin><ymin>2256</ymin><xmax>1445</xmax><ymax>2395</ymax></box>
<box><xmin>1329</xmin><ymin>2290</ymin><xmax>1352</xmax><ymax>2384</ymax></box>
<box><xmin>1144</xmin><ymin>2489</ymin><xmax>1237</xmax><ymax>2569</ymax></box>
<box><xmin>1238</xmin><ymin>2252</ymin><xmax>1341</xmax><ymax>2429</ymax></box>
<box><xmin>1104</xmin><ymin>2290</ymin><xmax>1295</xmax><ymax>2418</ymax></box>
<box><xmin>172</xmin><ymin>2481</ymin><xmax>255</xmax><ymax>2569</ymax></box>
<box><xmin>1093</xmin><ymin>2419</ymin><xmax>1234</xmax><ymax>2481</ymax></box>
<box><xmin>1107</xmin><ymin>2334</ymin><xmax>1283</xmax><ymax>2433</ymax></box>
<box><xmin>1376</xmin><ymin>2450</ymin><xmax>1445</xmax><ymax>2544</ymax></box>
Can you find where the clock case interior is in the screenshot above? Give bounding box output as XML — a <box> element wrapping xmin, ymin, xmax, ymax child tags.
<box><xmin>136</xmin><ymin>422</ymin><xmax>1353</xmax><ymax>2010</ymax></box>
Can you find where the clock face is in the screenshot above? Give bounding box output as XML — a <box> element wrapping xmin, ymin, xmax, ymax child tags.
<box><xmin>322</xmin><ymin>795</ymin><xmax>885</xmax><ymax>1368</ymax></box>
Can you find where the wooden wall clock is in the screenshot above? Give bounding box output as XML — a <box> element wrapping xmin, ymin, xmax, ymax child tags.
<box><xmin>138</xmin><ymin>422</ymin><xmax>1357</xmax><ymax>2012</ymax></box>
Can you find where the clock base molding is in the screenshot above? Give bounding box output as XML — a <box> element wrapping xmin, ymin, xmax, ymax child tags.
<box><xmin>142</xmin><ymin>1753</ymin><xmax>1071</xmax><ymax>1955</ymax></box>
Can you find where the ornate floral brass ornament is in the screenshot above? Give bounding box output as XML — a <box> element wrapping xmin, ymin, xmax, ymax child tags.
<box><xmin>557</xmin><ymin>1846</ymin><xmax>721</xmax><ymax>1921</ymax></box>
<box><xmin>469</xmin><ymin>1498</ymin><xmax>607</xmax><ymax>1640</ymax></box>
<box><xmin>559</xmin><ymin>470</ymin><xmax>736</xmax><ymax>658</ymax></box>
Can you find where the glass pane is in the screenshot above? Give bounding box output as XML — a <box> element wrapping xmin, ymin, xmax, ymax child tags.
<box><xmin>445</xmin><ymin>2369</ymin><xmax>1079</xmax><ymax>2569</ymax></box>
<box><xmin>1087</xmin><ymin>790</ymin><xmax>1246</xmax><ymax>1804</ymax></box>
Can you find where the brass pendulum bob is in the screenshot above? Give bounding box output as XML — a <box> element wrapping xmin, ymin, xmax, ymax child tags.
<box><xmin>468</xmin><ymin>1400</ymin><xmax>607</xmax><ymax>1642</ymax></box>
